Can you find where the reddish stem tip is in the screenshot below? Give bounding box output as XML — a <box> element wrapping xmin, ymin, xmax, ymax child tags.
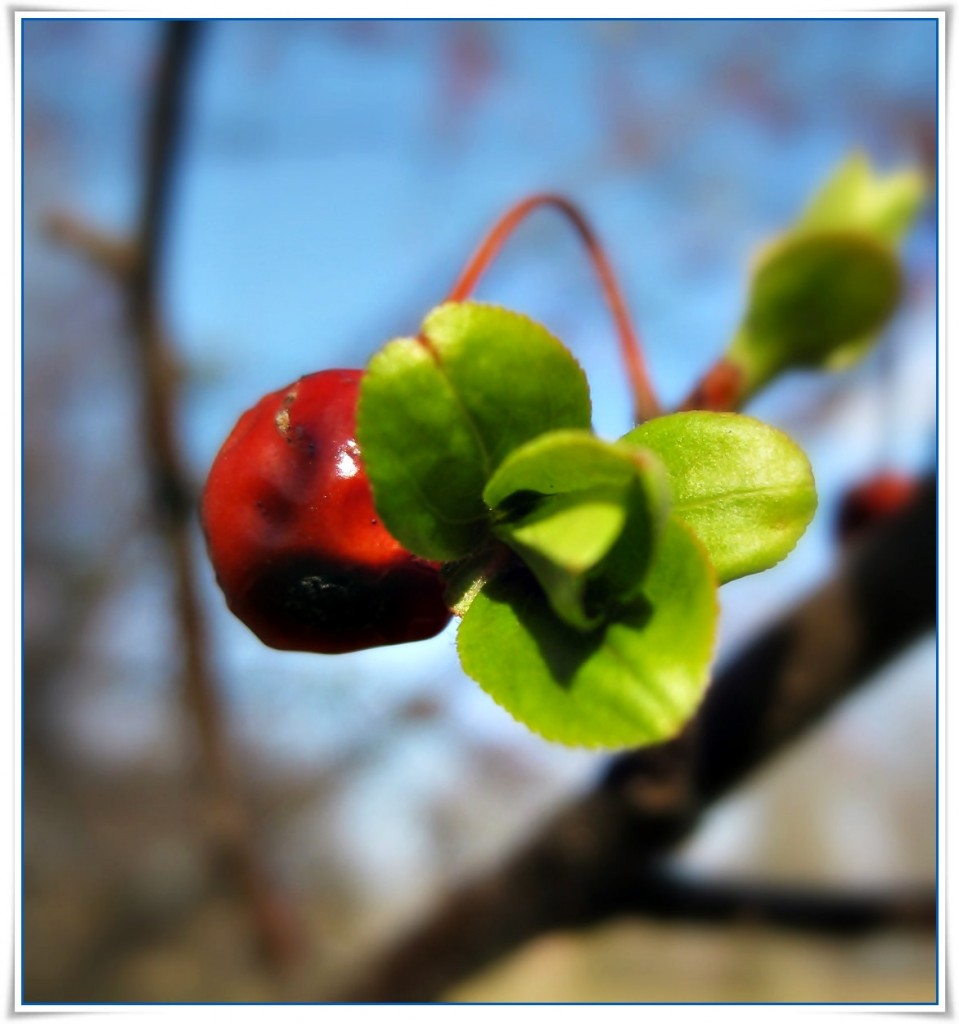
<box><xmin>447</xmin><ymin>194</ymin><xmax>661</xmax><ymax>424</ymax></box>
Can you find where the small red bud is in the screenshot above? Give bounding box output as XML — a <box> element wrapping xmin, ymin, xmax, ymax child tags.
<box><xmin>836</xmin><ymin>471</ymin><xmax>920</xmax><ymax>544</ymax></box>
<box><xmin>201</xmin><ymin>369</ymin><xmax>451</xmax><ymax>653</ymax></box>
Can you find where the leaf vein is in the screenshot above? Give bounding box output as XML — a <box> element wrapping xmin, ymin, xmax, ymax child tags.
<box><xmin>673</xmin><ymin>481</ymin><xmax>809</xmax><ymax>512</ymax></box>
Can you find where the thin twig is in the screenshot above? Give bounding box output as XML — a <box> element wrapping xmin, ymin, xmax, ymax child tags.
<box><xmin>446</xmin><ymin>194</ymin><xmax>661</xmax><ymax>423</ymax></box>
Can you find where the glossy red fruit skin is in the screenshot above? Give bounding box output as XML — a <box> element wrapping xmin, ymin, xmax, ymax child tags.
<box><xmin>201</xmin><ymin>369</ymin><xmax>451</xmax><ymax>654</ymax></box>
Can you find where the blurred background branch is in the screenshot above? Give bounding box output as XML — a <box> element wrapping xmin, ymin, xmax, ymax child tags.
<box><xmin>44</xmin><ymin>20</ymin><xmax>302</xmax><ymax>971</ymax></box>
<box><xmin>614</xmin><ymin>873</ymin><xmax>935</xmax><ymax>934</ymax></box>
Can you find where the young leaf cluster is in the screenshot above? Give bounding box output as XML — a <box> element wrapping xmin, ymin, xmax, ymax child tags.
<box><xmin>357</xmin><ymin>302</ymin><xmax>816</xmax><ymax>749</ymax></box>
<box><xmin>351</xmin><ymin>154</ymin><xmax>925</xmax><ymax>749</ymax></box>
<box><xmin>725</xmin><ymin>154</ymin><xmax>925</xmax><ymax>398</ymax></box>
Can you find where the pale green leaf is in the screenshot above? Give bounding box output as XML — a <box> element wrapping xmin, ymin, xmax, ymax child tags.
<box><xmin>623</xmin><ymin>411</ymin><xmax>817</xmax><ymax>583</ymax></box>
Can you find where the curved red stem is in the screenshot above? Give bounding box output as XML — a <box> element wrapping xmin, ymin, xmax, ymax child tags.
<box><xmin>447</xmin><ymin>193</ymin><xmax>661</xmax><ymax>423</ymax></box>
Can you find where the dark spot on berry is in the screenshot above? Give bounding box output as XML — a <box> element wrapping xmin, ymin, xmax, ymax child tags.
<box><xmin>250</xmin><ymin>557</ymin><xmax>382</xmax><ymax>633</ymax></box>
<box><xmin>242</xmin><ymin>553</ymin><xmax>449</xmax><ymax>652</ymax></box>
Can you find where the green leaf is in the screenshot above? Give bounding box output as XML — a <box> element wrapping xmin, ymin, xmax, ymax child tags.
<box><xmin>623</xmin><ymin>412</ymin><xmax>817</xmax><ymax>584</ymax></box>
<box><xmin>484</xmin><ymin>430</ymin><xmax>670</xmax><ymax>630</ymax></box>
<box><xmin>795</xmin><ymin>152</ymin><xmax>926</xmax><ymax>245</ymax></box>
<box><xmin>357</xmin><ymin>302</ymin><xmax>592</xmax><ymax>561</ymax></box>
<box><xmin>457</xmin><ymin>519</ymin><xmax>717</xmax><ymax>749</ymax></box>
<box><xmin>730</xmin><ymin>231</ymin><xmax>901</xmax><ymax>389</ymax></box>
<box><xmin>719</xmin><ymin>155</ymin><xmax>925</xmax><ymax>398</ymax></box>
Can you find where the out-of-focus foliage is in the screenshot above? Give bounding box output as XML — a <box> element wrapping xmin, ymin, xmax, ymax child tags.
<box><xmin>727</xmin><ymin>155</ymin><xmax>926</xmax><ymax>392</ymax></box>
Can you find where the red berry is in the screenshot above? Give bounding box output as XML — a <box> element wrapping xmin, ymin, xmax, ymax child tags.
<box><xmin>201</xmin><ymin>369</ymin><xmax>451</xmax><ymax>654</ymax></box>
<box><xmin>836</xmin><ymin>472</ymin><xmax>920</xmax><ymax>544</ymax></box>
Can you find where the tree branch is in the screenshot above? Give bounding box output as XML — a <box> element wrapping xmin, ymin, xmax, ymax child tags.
<box><xmin>338</xmin><ymin>477</ymin><xmax>936</xmax><ymax>1001</ymax></box>
<box><xmin>618</xmin><ymin>871</ymin><xmax>936</xmax><ymax>935</ymax></box>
